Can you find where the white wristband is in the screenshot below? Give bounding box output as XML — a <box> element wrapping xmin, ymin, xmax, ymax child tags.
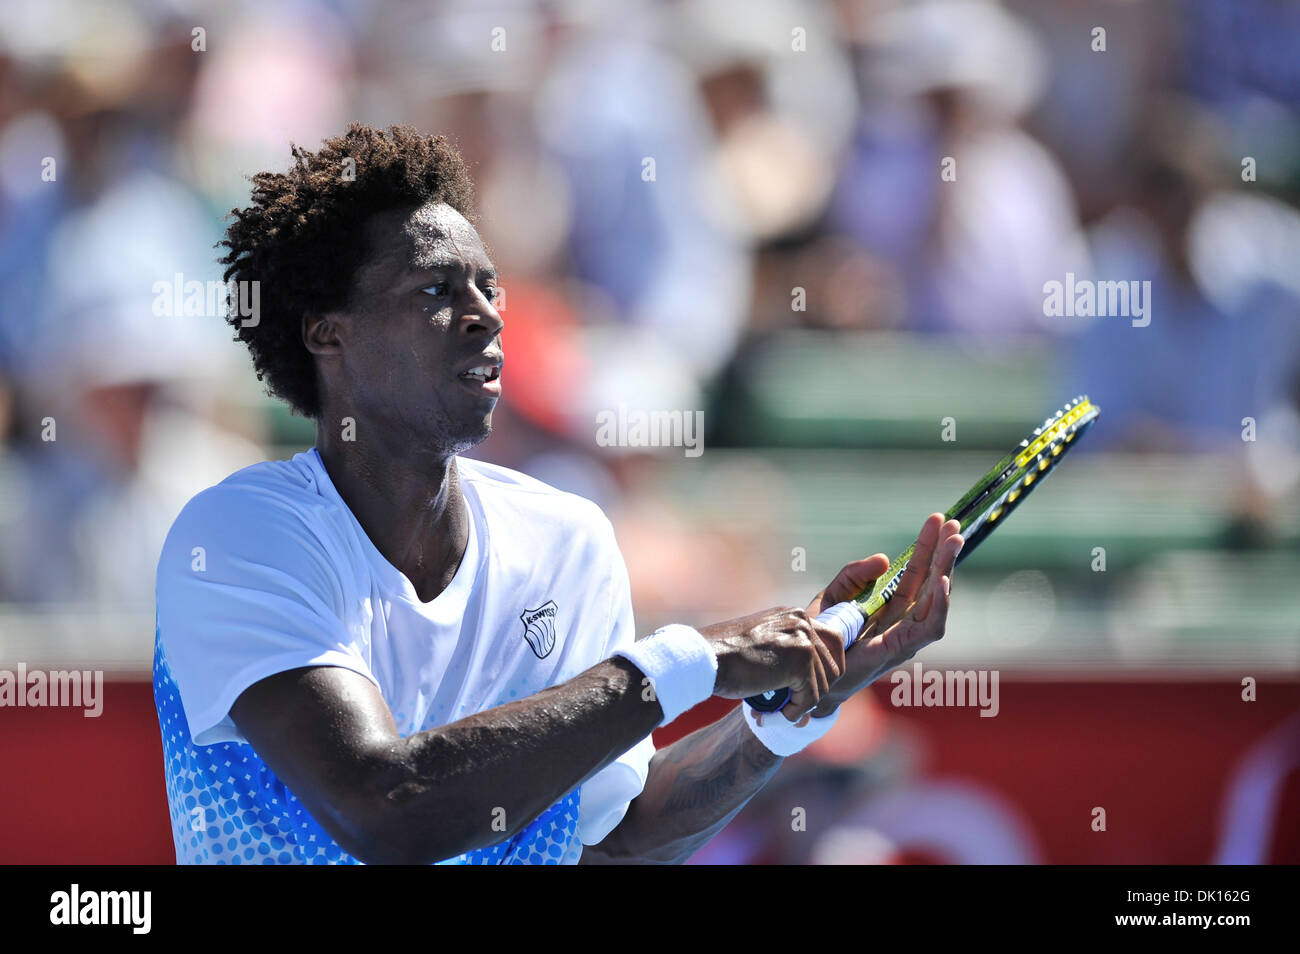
<box><xmin>613</xmin><ymin>624</ymin><xmax>717</xmax><ymax>725</ymax></box>
<box><xmin>742</xmin><ymin>702</ymin><xmax>840</xmax><ymax>757</ymax></box>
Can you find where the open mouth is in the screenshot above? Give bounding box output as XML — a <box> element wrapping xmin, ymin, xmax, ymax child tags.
<box><xmin>458</xmin><ymin>365</ymin><xmax>502</xmax><ymax>384</ymax></box>
<box><xmin>457</xmin><ymin>359</ymin><xmax>503</xmax><ymax>396</ymax></box>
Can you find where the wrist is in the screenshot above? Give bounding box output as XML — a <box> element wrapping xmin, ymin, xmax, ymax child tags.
<box><xmin>613</xmin><ymin>625</ymin><xmax>717</xmax><ymax>725</ymax></box>
<box><xmin>742</xmin><ymin>701</ymin><xmax>841</xmax><ymax>756</ymax></box>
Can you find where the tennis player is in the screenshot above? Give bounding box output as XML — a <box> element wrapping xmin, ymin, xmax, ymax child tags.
<box><xmin>153</xmin><ymin>124</ymin><xmax>962</xmax><ymax>865</ymax></box>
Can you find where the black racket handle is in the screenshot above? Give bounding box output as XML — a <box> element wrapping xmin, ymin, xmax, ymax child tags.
<box><xmin>744</xmin><ymin>601</ymin><xmax>867</xmax><ymax>713</ymax></box>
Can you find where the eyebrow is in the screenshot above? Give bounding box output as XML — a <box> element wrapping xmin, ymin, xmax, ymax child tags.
<box><xmin>415</xmin><ymin>259</ymin><xmax>498</xmax><ymax>282</ymax></box>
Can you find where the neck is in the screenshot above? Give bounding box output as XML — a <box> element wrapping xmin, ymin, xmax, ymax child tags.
<box><xmin>314</xmin><ymin>413</ymin><xmax>470</xmax><ymax>603</ymax></box>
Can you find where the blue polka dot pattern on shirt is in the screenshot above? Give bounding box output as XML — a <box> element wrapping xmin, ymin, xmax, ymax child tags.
<box><xmin>154</xmin><ymin>627</ymin><xmax>583</xmax><ymax>865</ymax></box>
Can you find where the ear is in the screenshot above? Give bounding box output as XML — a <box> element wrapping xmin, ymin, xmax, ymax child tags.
<box><xmin>303</xmin><ymin>312</ymin><xmax>344</xmax><ymax>356</ymax></box>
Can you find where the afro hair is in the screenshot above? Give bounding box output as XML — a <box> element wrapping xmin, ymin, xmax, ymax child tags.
<box><xmin>219</xmin><ymin>124</ymin><xmax>477</xmax><ymax>418</ymax></box>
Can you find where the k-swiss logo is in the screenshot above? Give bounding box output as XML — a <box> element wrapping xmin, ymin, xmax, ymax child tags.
<box><xmin>520</xmin><ymin>601</ymin><xmax>560</xmax><ymax>658</ymax></box>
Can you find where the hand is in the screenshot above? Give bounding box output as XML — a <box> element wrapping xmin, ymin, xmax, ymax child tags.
<box><xmin>700</xmin><ymin>607</ymin><xmax>846</xmax><ymax>722</ymax></box>
<box><xmin>808</xmin><ymin>513</ymin><xmax>964</xmax><ymax>716</ymax></box>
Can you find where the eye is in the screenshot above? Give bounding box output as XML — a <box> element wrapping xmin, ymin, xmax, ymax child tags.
<box><xmin>482</xmin><ymin>285</ymin><xmax>501</xmax><ymax>304</ymax></box>
<box><xmin>421</xmin><ymin>282</ymin><xmax>449</xmax><ymax>298</ymax></box>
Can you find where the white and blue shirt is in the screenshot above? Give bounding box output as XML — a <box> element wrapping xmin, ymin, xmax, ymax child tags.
<box><xmin>154</xmin><ymin>449</ymin><xmax>655</xmax><ymax>864</ymax></box>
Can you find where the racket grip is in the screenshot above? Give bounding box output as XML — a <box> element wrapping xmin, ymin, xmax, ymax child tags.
<box><xmin>743</xmin><ymin>601</ymin><xmax>867</xmax><ymax>713</ymax></box>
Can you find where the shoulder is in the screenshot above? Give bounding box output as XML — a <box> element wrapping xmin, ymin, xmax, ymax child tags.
<box><xmin>159</xmin><ymin>452</ymin><xmax>356</xmax><ymax>584</ymax></box>
<box><xmin>457</xmin><ymin>457</ymin><xmax>610</xmax><ymax>522</ymax></box>
<box><xmin>456</xmin><ymin>456</ymin><xmax>617</xmax><ymax>548</ymax></box>
<box><xmin>167</xmin><ymin>453</ymin><xmax>326</xmax><ymax>533</ymax></box>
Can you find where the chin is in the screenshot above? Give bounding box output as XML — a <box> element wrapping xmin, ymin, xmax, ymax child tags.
<box><xmin>411</xmin><ymin>400</ymin><xmax>496</xmax><ymax>456</ymax></box>
<box><xmin>439</xmin><ymin>415</ymin><xmax>494</xmax><ymax>455</ymax></box>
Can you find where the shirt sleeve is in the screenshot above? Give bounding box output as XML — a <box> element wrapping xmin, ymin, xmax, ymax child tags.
<box><xmin>156</xmin><ymin>483</ymin><xmax>378</xmax><ymax>747</ymax></box>
<box><xmin>576</xmin><ymin>514</ymin><xmax>656</xmax><ymax>846</ymax></box>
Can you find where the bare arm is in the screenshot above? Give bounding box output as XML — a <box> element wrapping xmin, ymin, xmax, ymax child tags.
<box><xmin>580</xmin><ymin>705</ymin><xmax>786</xmax><ymax>865</ymax></box>
<box><xmin>231</xmin><ymin>657</ymin><xmax>661</xmax><ymax>865</ymax></box>
<box><xmin>229</xmin><ymin>605</ymin><xmax>843</xmax><ymax>865</ymax></box>
<box><xmin>583</xmin><ymin>515</ymin><xmax>964</xmax><ymax>864</ymax></box>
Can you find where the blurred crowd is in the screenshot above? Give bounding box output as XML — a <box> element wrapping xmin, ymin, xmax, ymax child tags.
<box><xmin>1</xmin><ymin>0</ymin><xmax>1298</xmax><ymax>868</ymax></box>
<box><xmin>0</xmin><ymin>0</ymin><xmax>1298</xmax><ymax>621</ymax></box>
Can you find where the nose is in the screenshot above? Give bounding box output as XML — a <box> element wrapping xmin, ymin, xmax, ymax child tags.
<box><xmin>460</xmin><ymin>286</ymin><xmax>504</xmax><ymax>339</ymax></box>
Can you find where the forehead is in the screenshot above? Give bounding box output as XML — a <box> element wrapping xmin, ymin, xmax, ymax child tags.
<box><xmin>357</xmin><ymin>201</ymin><xmax>490</xmax><ymax>281</ymax></box>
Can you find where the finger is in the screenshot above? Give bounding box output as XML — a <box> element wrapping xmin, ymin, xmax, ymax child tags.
<box><xmin>781</xmin><ymin>660</ymin><xmax>811</xmax><ymax>721</ymax></box>
<box><xmin>811</xmin><ymin>633</ymin><xmax>842</xmax><ymax>699</ymax></box>
<box><xmin>942</xmin><ymin>530</ymin><xmax>963</xmax><ymax>588</ymax></box>
<box><xmin>894</xmin><ymin>513</ymin><xmax>943</xmax><ymax>604</ymax></box>
<box><xmin>937</xmin><ymin>530</ymin><xmax>963</xmax><ymax>583</ymax></box>
<box><xmin>936</xmin><ymin>520</ymin><xmax>963</xmax><ymax>568</ymax></box>
<box><xmin>912</xmin><ymin>531</ymin><xmax>959</xmax><ymax>621</ymax></box>
<box><xmin>923</xmin><ymin>574</ymin><xmax>952</xmax><ymax>631</ymax></box>
<box><xmin>913</xmin><ymin>528</ymin><xmax>964</xmax><ymax>618</ymax></box>
<box><xmin>784</xmin><ymin>653</ymin><xmax>826</xmax><ymax>722</ymax></box>
<box><xmin>783</xmin><ymin>690</ymin><xmax>811</xmax><ymax>722</ymax></box>
<box><xmin>813</xmin><ymin>645</ymin><xmax>831</xmax><ymax>699</ymax></box>
<box><xmin>812</xmin><ymin>620</ymin><xmax>847</xmax><ymax>680</ymax></box>
<box><xmin>820</xmin><ymin>553</ymin><xmax>891</xmax><ymax>606</ymax></box>
<box><xmin>869</xmin><ymin>523</ymin><xmax>938</xmax><ymax>630</ymax></box>
<box><xmin>910</xmin><ymin>581</ymin><xmax>937</xmax><ymax>623</ymax></box>
<box><xmin>925</xmin><ymin>520</ymin><xmax>961</xmax><ymax>588</ymax></box>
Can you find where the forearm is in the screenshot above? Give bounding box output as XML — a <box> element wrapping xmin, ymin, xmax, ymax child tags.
<box><xmin>582</xmin><ymin>706</ymin><xmax>783</xmax><ymax>864</ymax></box>
<box><xmin>365</xmin><ymin>656</ymin><xmax>661</xmax><ymax>862</ymax></box>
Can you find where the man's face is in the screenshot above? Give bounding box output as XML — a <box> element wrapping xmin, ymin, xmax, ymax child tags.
<box><xmin>325</xmin><ymin>201</ymin><xmax>504</xmax><ymax>454</ymax></box>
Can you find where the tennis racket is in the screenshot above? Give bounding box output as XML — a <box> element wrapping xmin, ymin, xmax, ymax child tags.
<box><xmin>746</xmin><ymin>395</ymin><xmax>1100</xmax><ymax>713</ymax></box>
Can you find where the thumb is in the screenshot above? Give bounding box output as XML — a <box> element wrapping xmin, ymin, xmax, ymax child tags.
<box><xmin>822</xmin><ymin>553</ymin><xmax>891</xmax><ymax>605</ymax></box>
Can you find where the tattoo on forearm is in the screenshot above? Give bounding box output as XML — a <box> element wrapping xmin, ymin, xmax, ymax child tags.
<box><xmin>602</xmin><ymin>708</ymin><xmax>782</xmax><ymax>862</ymax></box>
<box><xmin>662</xmin><ymin>747</ymin><xmax>739</xmax><ymax>813</ymax></box>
